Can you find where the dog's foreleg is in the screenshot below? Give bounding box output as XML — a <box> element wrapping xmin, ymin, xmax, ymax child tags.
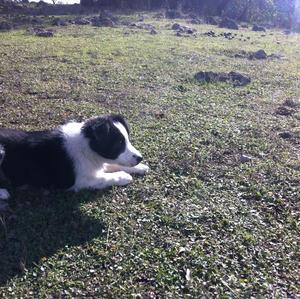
<box><xmin>72</xmin><ymin>171</ymin><xmax>133</xmax><ymax>191</ymax></box>
<box><xmin>93</xmin><ymin>171</ymin><xmax>133</xmax><ymax>189</ymax></box>
<box><xmin>103</xmin><ymin>163</ymin><xmax>150</xmax><ymax>175</ymax></box>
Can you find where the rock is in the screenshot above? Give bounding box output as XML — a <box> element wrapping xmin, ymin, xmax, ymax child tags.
<box><xmin>172</xmin><ymin>23</ymin><xmax>196</xmax><ymax>34</ymax></box>
<box><xmin>249</xmin><ymin>49</ymin><xmax>267</xmax><ymax>60</ymax></box>
<box><xmin>172</xmin><ymin>23</ymin><xmax>181</xmax><ymax>30</ymax></box>
<box><xmin>52</xmin><ymin>18</ymin><xmax>67</xmax><ymax>26</ymax></box>
<box><xmin>0</xmin><ymin>21</ymin><xmax>13</xmax><ymax>30</ymax></box>
<box><xmin>35</xmin><ymin>30</ymin><xmax>54</xmax><ymax>37</ymax></box>
<box><xmin>190</xmin><ymin>18</ymin><xmax>202</xmax><ymax>24</ymax></box>
<box><xmin>278</xmin><ymin>131</ymin><xmax>293</xmax><ymax>139</ymax></box>
<box><xmin>252</xmin><ymin>24</ymin><xmax>266</xmax><ymax>32</ymax></box>
<box><xmin>284</xmin><ymin>99</ymin><xmax>300</xmax><ymax>108</ymax></box>
<box><xmin>194</xmin><ymin>71</ymin><xmax>227</xmax><ymax>83</ymax></box>
<box><xmin>194</xmin><ymin>71</ymin><xmax>250</xmax><ymax>86</ymax></box>
<box><xmin>228</xmin><ymin>71</ymin><xmax>251</xmax><ymax>86</ymax></box>
<box><xmin>138</xmin><ymin>15</ymin><xmax>145</xmax><ymax>22</ymax></box>
<box><xmin>204</xmin><ymin>31</ymin><xmax>216</xmax><ymax>37</ymax></box>
<box><xmin>150</xmin><ymin>28</ymin><xmax>158</xmax><ymax>35</ymax></box>
<box><xmin>240</xmin><ymin>154</ymin><xmax>252</xmax><ymax>163</ymax></box>
<box><xmin>206</xmin><ymin>16</ymin><xmax>219</xmax><ymax>25</ymax></box>
<box><xmin>276</xmin><ymin>106</ymin><xmax>293</xmax><ymax>116</ymax></box>
<box><xmin>219</xmin><ymin>17</ymin><xmax>239</xmax><ymax>30</ymax></box>
<box><xmin>294</xmin><ymin>114</ymin><xmax>300</xmax><ymax>120</ymax></box>
<box><xmin>154</xmin><ymin>12</ymin><xmax>164</xmax><ymax>19</ymax></box>
<box><xmin>74</xmin><ymin>18</ymin><xmax>90</xmax><ymax>25</ymax></box>
<box><xmin>91</xmin><ymin>15</ymin><xmax>115</xmax><ymax>27</ymax></box>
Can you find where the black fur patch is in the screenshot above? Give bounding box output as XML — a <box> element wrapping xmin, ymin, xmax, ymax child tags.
<box><xmin>0</xmin><ymin>129</ymin><xmax>75</xmax><ymax>189</ymax></box>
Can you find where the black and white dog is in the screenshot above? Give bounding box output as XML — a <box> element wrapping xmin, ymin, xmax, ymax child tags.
<box><xmin>0</xmin><ymin>114</ymin><xmax>149</xmax><ymax>201</ymax></box>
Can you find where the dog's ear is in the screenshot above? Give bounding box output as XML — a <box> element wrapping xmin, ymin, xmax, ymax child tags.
<box><xmin>82</xmin><ymin>117</ymin><xmax>111</xmax><ymax>141</ymax></box>
<box><xmin>110</xmin><ymin>114</ymin><xmax>129</xmax><ymax>134</ymax></box>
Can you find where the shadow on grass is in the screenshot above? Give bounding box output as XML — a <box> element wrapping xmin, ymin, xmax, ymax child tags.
<box><xmin>0</xmin><ymin>188</ymin><xmax>108</xmax><ymax>285</ymax></box>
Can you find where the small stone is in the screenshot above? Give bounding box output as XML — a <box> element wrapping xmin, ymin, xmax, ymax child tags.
<box><xmin>284</xmin><ymin>99</ymin><xmax>300</xmax><ymax>108</ymax></box>
<box><xmin>276</xmin><ymin>106</ymin><xmax>293</xmax><ymax>116</ymax></box>
<box><xmin>252</xmin><ymin>24</ymin><xmax>266</xmax><ymax>32</ymax></box>
<box><xmin>150</xmin><ymin>29</ymin><xmax>158</xmax><ymax>35</ymax></box>
<box><xmin>240</xmin><ymin>154</ymin><xmax>252</xmax><ymax>163</ymax></box>
<box><xmin>252</xmin><ymin>49</ymin><xmax>267</xmax><ymax>59</ymax></box>
<box><xmin>278</xmin><ymin>131</ymin><xmax>293</xmax><ymax>139</ymax></box>
<box><xmin>171</xmin><ymin>23</ymin><xmax>181</xmax><ymax>30</ymax></box>
<box><xmin>35</xmin><ymin>30</ymin><xmax>54</xmax><ymax>37</ymax></box>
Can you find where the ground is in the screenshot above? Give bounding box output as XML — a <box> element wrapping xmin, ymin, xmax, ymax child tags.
<box><xmin>0</xmin><ymin>14</ymin><xmax>299</xmax><ymax>298</ymax></box>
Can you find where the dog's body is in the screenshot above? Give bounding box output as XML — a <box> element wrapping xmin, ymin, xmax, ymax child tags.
<box><xmin>0</xmin><ymin>115</ymin><xmax>149</xmax><ymax>201</ymax></box>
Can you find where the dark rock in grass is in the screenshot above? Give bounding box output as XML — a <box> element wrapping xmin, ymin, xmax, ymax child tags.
<box><xmin>249</xmin><ymin>49</ymin><xmax>267</xmax><ymax>60</ymax></box>
<box><xmin>219</xmin><ymin>17</ymin><xmax>239</xmax><ymax>30</ymax></box>
<box><xmin>228</xmin><ymin>71</ymin><xmax>251</xmax><ymax>86</ymax></box>
<box><xmin>194</xmin><ymin>71</ymin><xmax>227</xmax><ymax>83</ymax></box>
<box><xmin>91</xmin><ymin>15</ymin><xmax>115</xmax><ymax>27</ymax></box>
<box><xmin>74</xmin><ymin>18</ymin><xmax>90</xmax><ymax>25</ymax></box>
<box><xmin>0</xmin><ymin>21</ymin><xmax>13</xmax><ymax>31</ymax></box>
<box><xmin>190</xmin><ymin>18</ymin><xmax>202</xmax><ymax>24</ymax></box>
<box><xmin>194</xmin><ymin>71</ymin><xmax>251</xmax><ymax>86</ymax></box>
<box><xmin>276</xmin><ymin>106</ymin><xmax>293</xmax><ymax>116</ymax></box>
<box><xmin>172</xmin><ymin>23</ymin><xmax>181</xmax><ymax>30</ymax></box>
<box><xmin>278</xmin><ymin>131</ymin><xmax>293</xmax><ymax>139</ymax></box>
<box><xmin>284</xmin><ymin>99</ymin><xmax>300</xmax><ymax>108</ymax></box>
<box><xmin>240</xmin><ymin>154</ymin><xmax>252</xmax><ymax>163</ymax></box>
<box><xmin>138</xmin><ymin>15</ymin><xmax>145</xmax><ymax>22</ymax></box>
<box><xmin>51</xmin><ymin>18</ymin><xmax>68</xmax><ymax>26</ymax></box>
<box><xmin>206</xmin><ymin>16</ymin><xmax>219</xmax><ymax>25</ymax></box>
<box><xmin>150</xmin><ymin>28</ymin><xmax>158</xmax><ymax>35</ymax></box>
<box><xmin>204</xmin><ymin>30</ymin><xmax>216</xmax><ymax>37</ymax></box>
<box><xmin>154</xmin><ymin>12</ymin><xmax>164</xmax><ymax>19</ymax></box>
<box><xmin>252</xmin><ymin>24</ymin><xmax>266</xmax><ymax>32</ymax></box>
<box><xmin>172</xmin><ymin>23</ymin><xmax>196</xmax><ymax>34</ymax></box>
<box><xmin>35</xmin><ymin>30</ymin><xmax>54</xmax><ymax>37</ymax></box>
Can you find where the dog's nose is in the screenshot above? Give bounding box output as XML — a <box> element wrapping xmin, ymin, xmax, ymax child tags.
<box><xmin>134</xmin><ymin>155</ymin><xmax>143</xmax><ymax>164</ymax></box>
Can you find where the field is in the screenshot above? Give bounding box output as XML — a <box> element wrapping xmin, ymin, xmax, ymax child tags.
<box><xmin>0</xmin><ymin>14</ymin><xmax>299</xmax><ymax>298</ymax></box>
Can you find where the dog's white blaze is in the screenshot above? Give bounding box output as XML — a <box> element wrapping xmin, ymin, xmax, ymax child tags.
<box><xmin>113</xmin><ymin>122</ymin><xmax>142</xmax><ymax>166</ymax></box>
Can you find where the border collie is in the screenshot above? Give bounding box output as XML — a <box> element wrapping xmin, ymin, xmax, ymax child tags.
<box><xmin>0</xmin><ymin>114</ymin><xmax>149</xmax><ymax>202</ymax></box>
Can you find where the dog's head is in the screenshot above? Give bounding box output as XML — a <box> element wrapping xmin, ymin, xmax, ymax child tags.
<box><xmin>82</xmin><ymin>115</ymin><xmax>143</xmax><ymax>167</ymax></box>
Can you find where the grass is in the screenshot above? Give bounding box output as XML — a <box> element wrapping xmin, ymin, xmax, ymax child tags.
<box><xmin>0</xmin><ymin>15</ymin><xmax>299</xmax><ymax>298</ymax></box>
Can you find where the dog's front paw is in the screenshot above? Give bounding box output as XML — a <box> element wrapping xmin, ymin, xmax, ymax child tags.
<box><xmin>134</xmin><ymin>163</ymin><xmax>150</xmax><ymax>175</ymax></box>
<box><xmin>116</xmin><ymin>171</ymin><xmax>133</xmax><ymax>186</ymax></box>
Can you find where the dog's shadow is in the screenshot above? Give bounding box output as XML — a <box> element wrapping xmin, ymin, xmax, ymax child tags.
<box><xmin>0</xmin><ymin>188</ymin><xmax>109</xmax><ymax>285</ymax></box>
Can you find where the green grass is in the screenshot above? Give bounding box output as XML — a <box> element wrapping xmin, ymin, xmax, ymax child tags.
<box><xmin>0</xmin><ymin>16</ymin><xmax>299</xmax><ymax>298</ymax></box>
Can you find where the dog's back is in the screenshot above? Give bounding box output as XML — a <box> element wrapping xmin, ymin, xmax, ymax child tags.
<box><xmin>0</xmin><ymin>128</ymin><xmax>75</xmax><ymax>189</ymax></box>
